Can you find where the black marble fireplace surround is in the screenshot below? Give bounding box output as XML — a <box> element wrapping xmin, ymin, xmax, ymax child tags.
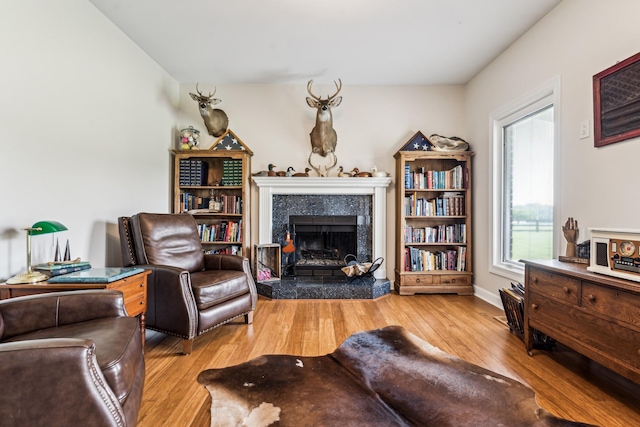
<box><xmin>257</xmin><ymin>194</ymin><xmax>391</xmax><ymax>299</ymax></box>
<box><xmin>272</xmin><ymin>194</ymin><xmax>373</xmax><ymax>274</ymax></box>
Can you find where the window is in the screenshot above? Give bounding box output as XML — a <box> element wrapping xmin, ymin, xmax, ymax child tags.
<box><xmin>491</xmin><ymin>78</ymin><xmax>560</xmax><ymax>279</ymax></box>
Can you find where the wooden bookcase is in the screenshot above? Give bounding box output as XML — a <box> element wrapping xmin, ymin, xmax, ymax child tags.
<box><xmin>171</xmin><ymin>132</ymin><xmax>252</xmax><ymax>259</ymax></box>
<box><xmin>394</xmin><ymin>150</ymin><xmax>473</xmax><ymax>295</ymax></box>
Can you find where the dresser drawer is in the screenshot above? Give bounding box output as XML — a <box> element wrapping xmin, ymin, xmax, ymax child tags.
<box><xmin>123</xmin><ymin>293</ymin><xmax>146</xmax><ymax>317</ymax></box>
<box><xmin>107</xmin><ymin>275</ymin><xmax>146</xmax><ymax>316</ymax></box>
<box><xmin>528</xmin><ymin>269</ymin><xmax>579</xmax><ymax>305</ymax></box>
<box><xmin>582</xmin><ymin>282</ymin><xmax>640</xmax><ymax>328</ymax></box>
<box><xmin>529</xmin><ymin>292</ymin><xmax>640</xmax><ymax>371</ymax></box>
<box><xmin>402</xmin><ymin>275</ymin><xmax>434</xmax><ymax>287</ymax></box>
<box><xmin>436</xmin><ymin>274</ymin><xmax>470</xmax><ymax>286</ymax></box>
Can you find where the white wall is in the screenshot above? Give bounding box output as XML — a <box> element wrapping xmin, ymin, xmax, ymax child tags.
<box><xmin>467</xmin><ymin>0</ymin><xmax>640</xmax><ymax>305</ymax></box>
<box><xmin>0</xmin><ymin>0</ymin><xmax>465</xmax><ymax>281</ymax></box>
<box><xmin>0</xmin><ymin>0</ymin><xmax>178</xmax><ymax>281</ymax></box>
<box><xmin>177</xmin><ymin>84</ymin><xmax>466</xmax><ymax>278</ymax></box>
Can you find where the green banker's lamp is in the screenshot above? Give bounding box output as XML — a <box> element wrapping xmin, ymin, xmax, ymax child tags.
<box><xmin>6</xmin><ymin>220</ymin><xmax>68</xmax><ymax>284</ymax></box>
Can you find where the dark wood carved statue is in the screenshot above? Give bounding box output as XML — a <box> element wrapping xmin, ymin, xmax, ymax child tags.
<box><xmin>189</xmin><ymin>83</ymin><xmax>229</xmax><ymax>137</ymax></box>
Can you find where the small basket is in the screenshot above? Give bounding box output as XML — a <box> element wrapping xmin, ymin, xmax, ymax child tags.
<box><xmin>341</xmin><ymin>254</ymin><xmax>383</xmax><ymax>277</ymax></box>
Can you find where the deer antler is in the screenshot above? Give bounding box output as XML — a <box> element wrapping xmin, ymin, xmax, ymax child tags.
<box><xmin>307</xmin><ymin>80</ymin><xmax>321</xmax><ymax>101</ymax></box>
<box><xmin>308</xmin><ymin>152</ymin><xmax>338</xmax><ymax>177</ymax></box>
<box><xmin>327</xmin><ymin>79</ymin><xmax>342</xmax><ymax>101</ymax></box>
<box><xmin>307</xmin><ymin>79</ymin><xmax>342</xmax><ymax>101</ymax></box>
<box><xmin>195</xmin><ymin>82</ymin><xmax>216</xmax><ymax>99</ymax></box>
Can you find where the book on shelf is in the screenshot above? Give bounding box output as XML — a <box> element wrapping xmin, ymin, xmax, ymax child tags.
<box><xmin>406</xmin><ymin>164</ymin><xmax>467</xmax><ymax>190</ymax></box>
<box><xmin>404</xmin><ymin>245</ymin><xmax>466</xmax><ymax>272</ymax></box>
<box><xmin>179</xmin><ymin>159</ymin><xmax>209</xmax><ymax>186</ymax></box>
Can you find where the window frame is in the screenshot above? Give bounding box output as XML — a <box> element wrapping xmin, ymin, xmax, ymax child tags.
<box><xmin>489</xmin><ymin>77</ymin><xmax>562</xmax><ymax>280</ymax></box>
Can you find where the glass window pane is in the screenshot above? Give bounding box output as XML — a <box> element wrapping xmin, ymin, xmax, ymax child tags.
<box><xmin>503</xmin><ymin>105</ymin><xmax>554</xmax><ymax>263</ymax></box>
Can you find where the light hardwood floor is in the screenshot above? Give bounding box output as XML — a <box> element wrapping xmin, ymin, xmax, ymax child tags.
<box><xmin>138</xmin><ymin>294</ymin><xmax>640</xmax><ymax>426</ymax></box>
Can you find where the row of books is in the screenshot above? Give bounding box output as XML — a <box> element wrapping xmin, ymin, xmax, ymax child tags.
<box><xmin>404</xmin><ymin>224</ymin><xmax>466</xmax><ymax>244</ymax></box>
<box><xmin>404</xmin><ymin>164</ymin><xmax>467</xmax><ymax>189</ymax></box>
<box><xmin>34</xmin><ymin>260</ymin><xmax>91</xmax><ymax>277</ymax></box>
<box><xmin>197</xmin><ymin>220</ymin><xmax>242</xmax><ymax>243</ymax></box>
<box><xmin>180</xmin><ymin>193</ymin><xmax>242</xmax><ymax>214</ymax></box>
<box><xmin>179</xmin><ymin>159</ymin><xmax>209</xmax><ymax>186</ymax></box>
<box><xmin>222</xmin><ymin>159</ymin><xmax>242</xmax><ymax>186</ymax></box>
<box><xmin>218</xmin><ymin>194</ymin><xmax>243</xmax><ymax>214</ymax></box>
<box><xmin>404</xmin><ymin>246</ymin><xmax>467</xmax><ymax>272</ymax></box>
<box><xmin>404</xmin><ymin>192</ymin><xmax>465</xmax><ymax>216</ymax></box>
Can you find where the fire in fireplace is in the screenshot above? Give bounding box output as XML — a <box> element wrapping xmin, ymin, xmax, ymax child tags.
<box><xmin>286</xmin><ymin>215</ymin><xmax>357</xmax><ymax>276</ymax></box>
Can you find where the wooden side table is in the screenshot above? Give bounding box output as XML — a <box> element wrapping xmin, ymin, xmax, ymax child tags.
<box><xmin>0</xmin><ymin>270</ymin><xmax>150</xmax><ymax>347</ymax></box>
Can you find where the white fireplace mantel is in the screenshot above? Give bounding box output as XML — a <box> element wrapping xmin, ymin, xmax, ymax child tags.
<box><xmin>253</xmin><ymin>177</ymin><xmax>393</xmax><ymax>279</ymax></box>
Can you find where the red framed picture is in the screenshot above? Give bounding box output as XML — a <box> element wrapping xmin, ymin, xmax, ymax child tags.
<box><xmin>593</xmin><ymin>51</ymin><xmax>640</xmax><ymax>147</ymax></box>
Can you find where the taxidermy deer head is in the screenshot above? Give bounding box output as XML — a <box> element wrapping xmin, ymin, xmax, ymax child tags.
<box><xmin>306</xmin><ymin>79</ymin><xmax>342</xmax><ymax>157</ymax></box>
<box><xmin>189</xmin><ymin>83</ymin><xmax>229</xmax><ymax>137</ymax></box>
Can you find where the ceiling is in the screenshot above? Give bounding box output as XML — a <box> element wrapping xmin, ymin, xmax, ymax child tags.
<box><xmin>88</xmin><ymin>0</ymin><xmax>562</xmax><ymax>85</ymax></box>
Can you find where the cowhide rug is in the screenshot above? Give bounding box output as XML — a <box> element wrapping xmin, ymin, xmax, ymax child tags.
<box><xmin>197</xmin><ymin>325</ymin><xmax>595</xmax><ymax>427</ymax></box>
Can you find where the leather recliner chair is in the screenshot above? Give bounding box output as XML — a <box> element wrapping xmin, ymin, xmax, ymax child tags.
<box><xmin>0</xmin><ymin>290</ymin><xmax>145</xmax><ymax>427</ymax></box>
<box><xmin>118</xmin><ymin>212</ymin><xmax>257</xmax><ymax>355</ymax></box>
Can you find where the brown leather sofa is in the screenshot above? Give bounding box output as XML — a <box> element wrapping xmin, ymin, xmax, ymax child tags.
<box><xmin>0</xmin><ymin>290</ymin><xmax>145</xmax><ymax>427</ymax></box>
<box><xmin>118</xmin><ymin>212</ymin><xmax>257</xmax><ymax>354</ymax></box>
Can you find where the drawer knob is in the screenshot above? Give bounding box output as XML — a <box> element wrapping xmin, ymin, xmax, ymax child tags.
<box><xmin>531</xmin><ymin>304</ymin><xmax>538</xmax><ymax>310</ymax></box>
<box><xmin>415</xmin><ymin>278</ymin><xmax>420</xmax><ymax>283</ymax></box>
<box><xmin>140</xmin><ymin>301</ymin><xmax>144</xmax><ymax>305</ymax></box>
<box><xmin>563</xmin><ymin>286</ymin><xmax>570</xmax><ymax>294</ymax></box>
<box><xmin>532</xmin><ymin>277</ymin><xmax>538</xmax><ymax>284</ymax></box>
<box><xmin>588</xmin><ymin>295</ymin><xmax>596</xmax><ymax>302</ymax></box>
<box><xmin>451</xmin><ymin>279</ymin><xmax>456</xmax><ymax>284</ymax></box>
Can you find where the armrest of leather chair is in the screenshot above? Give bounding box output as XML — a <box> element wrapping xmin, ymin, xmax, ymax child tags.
<box><xmin>0</xmin><ymin>338</ymin><xmax>126</xmax><ymax>427</ymax></box>
<box><xmin>140</xmin><ymin>264</ymin><xmax>199</xmax><ymax>338</ymax></box>
<box><xmin>203</xmin><ymin>254</ymin><xmax>257</xmax><ymax>311</ymax></box>
<box><xmin>204</xmin><ymin>253</ymin><xmax>251</xmax><ymax>273</ymax></box>
<box><xmin>0</xmin><ymin>290</ymin><xmax>127</xmax><ymax>341</ymax></box>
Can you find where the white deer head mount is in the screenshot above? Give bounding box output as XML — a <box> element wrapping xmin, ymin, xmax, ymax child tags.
<box><xmin>306</xmin><ymin>79</ymin><xmax>342</xmax><ymax>157</ymax></box>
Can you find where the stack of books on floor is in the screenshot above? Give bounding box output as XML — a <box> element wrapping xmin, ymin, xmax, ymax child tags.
<box><xmin>34</xmin><ymin>259</ymin><xmax>91</xmax><ymax>277</ymax></box>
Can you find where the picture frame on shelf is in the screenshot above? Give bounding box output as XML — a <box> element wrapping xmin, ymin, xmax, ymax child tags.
<box><xmin>593</xmin><ymin>51</ymin><xmax>640</xmax><ymax>147</ymax></box>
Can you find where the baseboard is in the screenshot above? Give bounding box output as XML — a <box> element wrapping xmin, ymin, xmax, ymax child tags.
<box><xmin>473</xmin><ymin>285</ymin><xmax>503</xmax><ymax>309</ymax></box>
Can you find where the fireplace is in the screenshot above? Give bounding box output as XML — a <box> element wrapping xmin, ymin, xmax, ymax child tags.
<box><xmin>288</xmin><ymin>215</ymin><xmax>357</xmax><ymax>276</ymax></box>
<box><xmin>252</xmin><ymin>176</ymin><xmax>392</xmax><ymax>299</ymax></box>
<box><xmin>253</xmin><ymin>176</ymin><xmax>392</xmax><ymax>280</ymax></box>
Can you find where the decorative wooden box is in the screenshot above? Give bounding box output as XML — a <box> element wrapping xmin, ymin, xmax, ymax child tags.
<box><xmin>253</xmin><ymin>244</ymin><xmax>281</xmax><ymax>282</ymax></box>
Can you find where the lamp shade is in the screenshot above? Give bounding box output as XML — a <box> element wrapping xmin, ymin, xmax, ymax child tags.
<box><xmin>30</xmin><ymin>221</ymin><xmax>67</xmax><ymax>235</ymax></box>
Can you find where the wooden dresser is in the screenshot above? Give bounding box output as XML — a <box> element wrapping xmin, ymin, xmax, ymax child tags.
<box><xmin>523</xmin><ymin>259</ymin><xmax>640</xmax><ymax>384</ymax></box>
